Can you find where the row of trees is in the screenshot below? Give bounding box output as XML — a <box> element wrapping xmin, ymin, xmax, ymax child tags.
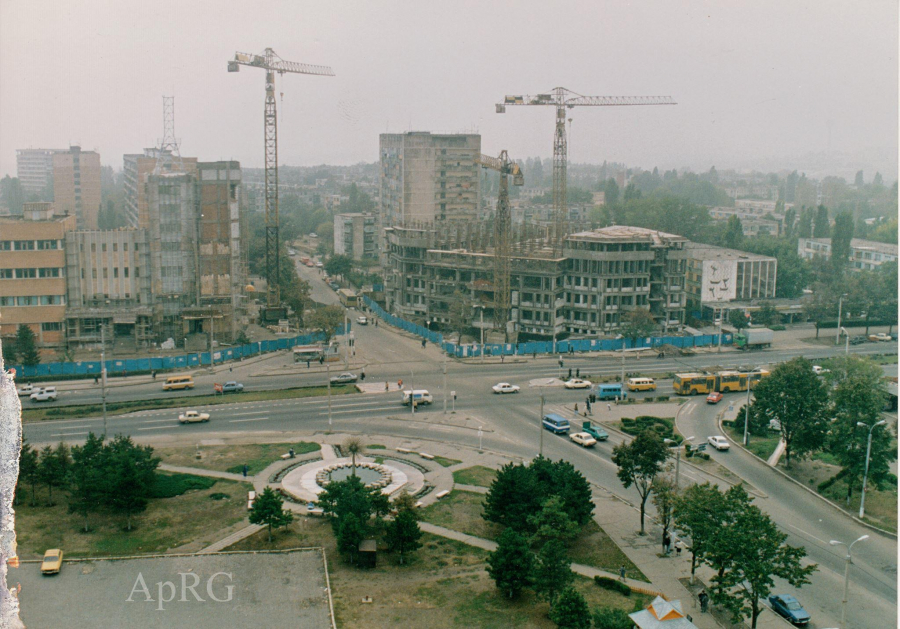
<box><xmin>19</xmin><ymin>434</ymin><xmax>160</xmax><ymax>531</ymax></box>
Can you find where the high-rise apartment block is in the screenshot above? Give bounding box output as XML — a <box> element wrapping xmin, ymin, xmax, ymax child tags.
<box><xmin>16</xmin><ymin>149</ymin><xmax>62</xmax><ymax>199</ymax></box>
<box><xmin>52</xmin><ymin>146</ymin><xmax>102</xmax><ymax>230</ymax></box>
<box><xmin>0</xmin><ymin>203</ymin><xmax>76</xmax><ymax>349</ymax></box>
<box><xmin>123</xmin><ymin>149</ymin><xmax>198</xmax><ymax>228</ymax></box>
<box><xmin>334</xmin><ymin>213</ymin><xmax>376</xmax><ymax>260</ymax></box>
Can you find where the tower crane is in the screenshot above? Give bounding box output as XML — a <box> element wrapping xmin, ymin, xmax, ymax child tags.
<box><xmin>476</xmin><ymin>151</ymin><xmax>523</xmax><ymax>341</ymax></box>
<box><xmin>497</xmin><ymin>87</ymin><xmax>675</xmax><ymax>252</ymax></box>
<box><xmin>228</xmin><ymin>48</ymin><xmax>334</xmax><ymax>321</ymax></box>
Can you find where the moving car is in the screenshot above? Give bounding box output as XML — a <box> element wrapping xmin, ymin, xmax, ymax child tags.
<box><xmin>492</xmin><ymin>382</ymin><xmax>520</xmax><ymax>394</ymax></box>
<box><xmin>221</xmin><ymin>381</ymin><xmax>244</xmax><ymax>393</ymax></box>
<box><xmin>17</xmin><ymin>383</ymin><xmax>36</xmax><ymax>397</ymax></box>
<box><xmin>163</xmin><ymin>375</ymin><xmax>195</xmax><ymax>391</ymax></box>
<box><xmin>356</xmin><ymin>316</ymin><xmax>368</xmax><ymax>325</ymax></box>
<box><xmin>542</xmin><ymin>413</ymin><xmax>570</xmax><ymax>434</ymax></box>
<box><xmin>768</xmin><ymin>594</ymin><xmax>811</xmax><ymax>626</ymax></box>
<box><xmin>582</xmin><ymin>421</ymin><xmax>609</xmax><ymax>441</ymax></box>
<box><xmin>563</xmin><ymin>378</ymin><xmax>592</xmax><ymax>390</ymax></box>
<box><xmin>870</xmin><ymin>332</ymin><xmax>892</xmax><ymax>342</ymax></box>
<box><xmin>41</xmin><ymin>549</ymin><xmax>64</xmax><ymax>575</ymax></box>
<box><xmin>330</xmin><ymin>372</ymin><xmax>358</xmax><ymax>385</ymax></box>
<box><xmin>594</xmin><ymin>383</ymin><xmax>626</xmax><ymax>400</ymax></box>
<box><xmin>849</xmin><ymin>335</ymin><xmax>867</xmax><ymax>345</ymax></box>
<box><xmin>402</xmin><ymin>390</ymin><xmax>433</xmax><ymax>406</ymax></box>
<box><xmin>569</xmin><ymin>432</ymin><xmax>597</xmax><ymax>448</ymax></box>
<box><xmin>30</xmin><ymin>387</ymin><xmax>57</xmax><ymax>402</ymax></box>
<box><xmin>706</xmin><ymin>392</ymin><xmax>724</xmax><ymax>404</ymax></box>
<box><xmin>626</xmin><ymin>377</ymin><xmax>657</xmax><ymax>392</ymax></box>
<box><xmin>811</xmin><ymin>365</ymin><xmax>830</xmax><ymax>375</ymax></box>
<box><xmin>329</xmin><ymin>282</ymin><xmax>340</xmax><ymax>290</ymax></box>
<box><xmin>178</xmin><ymin>410</ymin><xmax>210</xmax><ymax>424</ymax></box>
<box><xmin>707</xmin><ymin>435</ymin><xmax>730</xmax><ymax>451</ymax></box>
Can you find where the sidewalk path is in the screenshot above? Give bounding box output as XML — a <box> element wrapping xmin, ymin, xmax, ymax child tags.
<box><xmin>767</xmin><ymin>439</ymin><xmax>786</xmax><ymax>466</ymax></box>
<box><xmin>158</xmin><ymin>464</ymin><xmax>248</xmax><ymax>482</ymax></box>
<box><xmin>197</xmin><ymin>522</ymin><xmax>262</xmax><ymax>554</ymax></box>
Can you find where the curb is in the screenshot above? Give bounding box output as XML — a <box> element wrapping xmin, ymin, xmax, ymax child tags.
<box><xmin>716</xmin><ymin>414</ymin><xmax>898</xmax><ymax>540</ymax></box>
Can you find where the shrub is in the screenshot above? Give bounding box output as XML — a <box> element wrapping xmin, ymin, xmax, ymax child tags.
<box><xmin>592</xmin><ymin>606</ymin><xmax>634</xmax><ymax>629</ymax></box>
<box><xmin>770</xmin><ymin>325</ymin><xmax>786</xmax><ymax>331</ymax></box>
<box><xmin>594</xmin><ymin>575</ymin><xmax>631</xmax><ymax>596</ymax></box>
<box><xmin>151</xmin><ymin>473</ymin><xmax>216</xmax><ymax>498</ymax></box>
<box><xmin>620</xmin><ymin>416</ymin><xmax>679</xmax><ymax>442</ymax></box>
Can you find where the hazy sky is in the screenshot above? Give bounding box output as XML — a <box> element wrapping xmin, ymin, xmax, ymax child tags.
<box><xmin>1</xmin><ymin>0</ymin><xmax>897</xmax><ymax>180</ymax></box>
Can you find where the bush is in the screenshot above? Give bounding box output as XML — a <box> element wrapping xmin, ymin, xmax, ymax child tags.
<box><xmin>592</xmin><ymin>606</ymin><xmax>634</xmax><ymax>629</ymax></box>
<box><xmin>594</xmin><ymin>575</ymin><xmax>631</xmax><ymax>596</ymax></box>
<box><xmin>621</xmin><ymin>416</ymin><xmax>679</xmax><ymax>442</ymax></box>
<box><xmin>655</xmin><ymin>395</ymin><xmax>670</xmax><ymax>402</ymax></box>
<box><xmin>151</xmin><ymin>473</ymin><xmax>217</xmax><ymax>498</ymax></box>
<box><xmin>769</xmin><ymin>325</ymin><xmax>786</xmax><ymax>331</ymax></box>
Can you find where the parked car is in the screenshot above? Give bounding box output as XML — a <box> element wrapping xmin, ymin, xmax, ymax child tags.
<box><xmin>812</xmin><ymin>365</ymin><xmax>830</xmax><ymax>375</ymax></box>
<box><xmin>30</xmin><ymin>387</ymin><xmax>57</xmax><ymax>402</ymax></box>
<box><xmin>563</xmin><ymin>378</ymin><xmax>592</xmax><ymax>390</ymax></box>
<box><xmin>315</xmin><ymin>262</ymin><xmax>324</xmax><ymax>268</ymax></box>
<box><xmin>849</xmin><ymin>335</ymin><xmax>867</xmax><ymax>345</ymax></box>
<box><xmin>707</xmin><ymin>435</ymin><xmax>730</xmax><ymax>451</ymax></box>
<box><xmin>706</xmin><ymin>392</ymin><xmax>724</xmax><ymax>404</ymax></box>
<box><xmin>178</xmin><ymin>410</ymin><xmax>210</xmax><ymax>424</ymax></box>
<box><xmin>41</xmin><ymin>549</ymin><xmax>64</xmax><ymax>575</ymax></box>
<box><xmin>582</xmin><ymin>421</ymin><xmax>609</xmax><ymax>441</ymax></box>
<box><xmin>221</xmin><ymin>381</ymin><xmax>244</xmax><ymax>393</ymax></box>
<box><xmin>569</xmin><ymin>432</ymin><xmax>597</xmax><ymax>448</ymax></box>
<box><xmin>356</xmin><ymin>316</ymin><xmax>368</xmax><ymax>325</ymax></box>
<box><xmin>870</xmin><ymin>332</ymin><xmax>892</xmax><ymax>342</ymax></box>
<box><xmin>329</xmin><ymin>282</ymin><xmax>340</xmax><ymax>290</ymax></box>
<box><xmin>492</xmin><ymin>382</ymin><xmax>520</xmax><ymax>394</ymax></box>
<box><xmin>330</xmin><ymin>372</ymin><xmax>358</xmax><ymax>385</ymax></box>
<box><xmin>768</xmin><ymin>594</ymin><xmax>811</xmax><ymax>626</ymax></box>
<box><xmin>17</xmin><ymin>383</ymin><xmax>36</xmax><ymax>397</ymax></box>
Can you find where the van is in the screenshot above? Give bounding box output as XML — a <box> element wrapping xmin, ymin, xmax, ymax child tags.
<box><xmin>402</xmin><ymin>390</ymin><xmax>433</xmax><ymax>406</ymax></box>
<box><xmin>542</xmin><ymin>413</ymin><xmax>570</xmax><ymax>434</ymax></box>
<box><xmin>594</xmin><ymin>383</ymin><xmax>626</xmax><ymax>401</ymax></box>
<box><xmin>163</xmin><ymin>375</ymin><xmax>195</xmax><ymax>391</ymax></box>
<box><xmin>626</xmin><ymin>378</ymin><xmax>657</xmax><ymax>392</ymax></box>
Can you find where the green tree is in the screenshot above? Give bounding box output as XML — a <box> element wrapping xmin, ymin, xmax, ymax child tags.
<box><xmin>0</xmin><ymin>175</ymin><xmax>24</xmax><ymax>215</ymax></box>
<box><xmin>724</xmin><ymin>215</ymin><xmax>744</xmax><ymax>249</ymax></box>
<box><xmin>591</xmin><ymin>606</ymin><xmax>634</xmax><ymax>629</ymax></box>
<box><xmin>751</xmin><ymin>357</ymin><xmax>830</xmax><ymax>467</ymax></box>
<box><xmin>325</xmin><ymin>254</ymin><xmax>353</xmax><ymax>280</ymax></box>
<box><xmin>798</xmin><ymin>206</ymin><xmax>813</xmax><ymax>238</ymax></box>
<box><xmin>701</xmin><ymin>485</ymin><xmax>753</xmax><ymax>580</ymax></box>
<box><xmin>249</xmin><ymin>486</ymin><xmax>294</xmax><ymax>542</ymax></box>
<box><xmin>528</xmin><ymin>495</ymin><xmax>579</xmax><ymax>546</ymax></box>
<box><xmin>532</xmin><ymin>539</ymin><xmax>574</xmax><ymax>605</ymax></box>
<box><xmin>483</xmin><ymin>462</ymin><xmax>540</xmax><ymax>530</ymax></box>
<box><xmin>782</xmin><ymin>207</ymin><xmax>797</xmax><ymax>239</ymax></box>
<box><xmin>813</xmin><ymin>205</ymin><xmax>830</xmax><ymax>237</ymax></box>
<box><xmin>385</xmin><ymin>508</ymin><xmax>423</xmax><ymax>564</ymax></box>
<box><xmin>1</xmin><ymin>336</ymin><xmax>16</xmax><ymax>364</ymax></box>
<box><xmin>549</xmin><ymin>587</ymin><xmax>591</xmax><ymax>629</ymax></box>
<box><xmin>105</xmin><ymin>436</ymin><xmax>160</xmax><ymax>530</ymax></box>
<box><xmin>612</xmin><ymin>431</ymin><xmax>670</xmax><ymax>534</ymax></box>
<box><xmin>235</xmin><ymin>329</ymin><xmax>251</xmax><ymax>345</ymax></box>
<box><xmin>15</xmin><ymin>324</ymin><xmax>40</xmax><ymax>367</ymax></box>
<box><xmin>651</xmin><ymin>477</ymin><xmax>678</xmax><ymax>554</ymax></box>
<box><xmin>68</xmin><ymin>433</ymin><xmax>107</xmax><ymax>531</ymax></box>
<box><xmin>855</xmin><ymin>170</ymin><xmax>865</xmax><ymax>188</ymax></box>
<box><xmin>316</xmin><ymin>475</ymin><xmax>390</xmax><ymax>535</ymax></box>
<box><xmin>336</xmin><ymin>512</ymin><xmax>366</xmax><ymax>564</ymax></box>
<box><xmin>603</xmin><ymin>179</ymin><xmax>620</xmax><ymax>207</ymax></box>
<box><xmin>392</xmin><ymin>490</ymin><xmax>418</xmax><ymax>515</ymax></box>
<box><xmin>712</xmin><ymin>504</ymin><xmax>816</xmax><ymax>628</ymax></box>
<box><xmin>803</xmin><ymin>284</ymin><xmax>834</xmax><ymax>339</ymax></box>
<box><xmin>307</xmin><ymin>305</ymin><xmax>346</xmax><ymax>344</ymax></box>
<box><xmin>728</xmin><ymin>309</ymin><xmax>748</xmax><ymax>332</ymax></box>
<box><xmin>18</xmin><ymin>438</ymin><xmax>40</xmax><ymax>506</ymax></box>
<box><xmin>487</xmin><ymin>528</ymin><xmax>534</xmax><ymax>598</ymax></box>
<box><xmin>619</xmin><ymin>308</ymin><xmax>656</xmax><ymax>344</ymax></box>
<box><xmin>673</xmin><ymin>482</ymin><xmax>727</xmax><ymax>583</ymax></box>
<box><xmin>830</xmin><ymin>211</ymin><xmax>855</xmax><ymax>279</ymax></box>
<box><xmin>753</xmin><ymin>302</ymin><xmax>781</xmax><ymax>327</ymax></box>
<box><xmin>37</xmin><ymin>443</ymin><xmax>70</xmax><ymax>506</ymax></box>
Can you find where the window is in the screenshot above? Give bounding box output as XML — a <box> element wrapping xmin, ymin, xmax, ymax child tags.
<box><xmin>114</xmin><ymin>268</ymin><xmax>119</xmax><ymax>278</ymax></box>
<box><xmin>0</xmin><ymin>296</ymin><xmax>14</xmax><ymax>306</ymax></box>
<box><xmin>16</xmin><ymin>296</ymin><xmax>38</xmax><ymax>306</ymax></box>
<box><xmin>134</xmin><ymin>267</ymin><xmax>140</xmax><ymax>277</ymax></box>
<box><xmin>124</xmin><ymin>267</ymin><xmax>129</xmax><ymax>278</ymax></box>
<box><xmin>0</xmin><ymin>269</ymin><xmax>12</xmax><ymax>279</ymax></box>
<box><xmin>113</xmin><ymin>243</ymin><xmax>118</xmax><ymax>252</ymax></box>
<box><xmin>91</xmin><ymin>243</ymin><xmax>96</xmax><ymax>252</ymax></box>
<box><xmin>103</xmin><ymin>269</ymin><xmax>108</xmax><ymax>279</ymax></box>
<box><xmin>15</xmin><ymin>268</ymin><xmax>37</xmax><ymax>279</ymax></box>
<box><xmin>124</xmin><ymin>242</ymin><xmax>129</xmax><ymax>251</ymax></box>
<box><xmin>102</xmin><ymin>243</ymin><xmax>107</xmax><ymax>252</ymax></box>
<box><xmin>14</xmin><ymin>240</ymin><xmax>35</xmax><ymax>251</ymax></box>
<box><xmin>0</xmin><ymin>241</ymin><xmax>11</xmax><ymax>251</ymax></box>
<box><xmin>92</xmin><ymin>269</ymin><xmax>97</xmax><ymax>279</ymax></box>
<box><xmin>41</xmin><ymin>322</ymin><xmax>62</xmax><ymax>331</ymax></box>
<box><xmin>37</xmin><ymin>240</ymin><xmax>59</xmax><ymax>250</ymax></box>
<box><xmin>38</xmin><ymin>268</ymin><xmax>61</xmax><ymax>278</ymax></box>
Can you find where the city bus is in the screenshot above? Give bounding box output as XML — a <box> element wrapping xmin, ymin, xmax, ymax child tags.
<box><xmin>673</xmin><ymin>369</ymin><xmax>770</xmax><ymax>395</ymax></box>
<box><xmin>338</xmin><ymin>288</ymin><xmax>358</xmax><ymax>308</ymax></box>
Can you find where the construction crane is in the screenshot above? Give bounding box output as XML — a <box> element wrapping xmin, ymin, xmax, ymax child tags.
<box><xmin>228</xmin><ymin>48</ymin><xmax>334</xmax><ymax>321</ymax></box>
<box><xmin>497</xmin><ymin>87</ymin><xmax>676</xmax><ymax>252</ymax></box>
<box><xmin>476</xmin><ymin>151</ymin><xmax>523</xmax><ymax>342</ymax></box>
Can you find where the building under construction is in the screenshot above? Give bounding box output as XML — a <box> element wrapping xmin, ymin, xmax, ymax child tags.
<box><xmin>384</xmin><ymin>223</ymin><xmax>688</xmax><ymax>340</ymax></box>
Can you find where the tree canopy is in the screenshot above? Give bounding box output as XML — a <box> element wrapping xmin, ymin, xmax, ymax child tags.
<box><xmin>612</xmin><ymin>431</ymin><xmax>670</xmax><ymax>534</ymax></box>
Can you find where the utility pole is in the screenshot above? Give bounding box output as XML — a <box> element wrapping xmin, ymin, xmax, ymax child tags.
<box><xmin>100</xmin><ymin>322</ymin><xmax>108</xmax><ymax>439</ymax></box>
<box><xmin>836</xmin><ymin>294</ymin><xmax>847</xmax><ymax>345</ymax></box>
<box><xmin>479</xmin><ymin>307</ymin><xmax>485</xmax><ymax>363</ymax></box>
<box><xmin>830</xmin><ymin>535</ymin><xmax>869</xmax><ymax>629</ymax></box>
<box><xmin>743</xmin><ymin>373</ymin><xmax>753</xmax><ymax>446</ymax></box>
<box><xmin>410</xmin><ymin>370</ymin><xmax>415</xmax><ymax>415</ymax></box>
<box><xmin>442</xmin><ymin>358</ymin><xmax>447</xmax><ymax>415</ymax></box>
<box><xmin>326</xmin><ymin>362</ymin><xmax>332</xmax><ymax>428</ymax></box>
<box><xmin>859</xmin><ymin>419</ymin><xmax>887</xmax><ymax>519</ymax></box>
<box><xmin>717</xmin><ymin>308</ymin><xmax>724</xmax><ymax>353</ymax></box>
<box><xmin>539</xmin><ymin>393</ymin><xmax>545</xmax><ymax>457</ymax></box>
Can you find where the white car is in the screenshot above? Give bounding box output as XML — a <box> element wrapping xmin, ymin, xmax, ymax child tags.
<box><xmin>564</xmin><ymin>378</ymin><xmax>592</xmax><ymax>390</ymax></box>
<box><xmin>707</xmin><ymin>435</ymin><xmax>730</xmax><ymax>451</ymax></box>
<box><xmin>178</xmin><ymin>410</ymin><xmax>210</xmax><ymax>424</ymax></box>
<box><xmin>871</xmin><ymin>332</ymin><xmax>892</xmax><ymax>342</ymax></box>
<box><xmin>356</xmin><ymin>316</ymin><xmax>368</xmax><ymax>325</ymax></box>
<box><xmin>30</xmin><ymin>387</ymin><xmax>57</xmax><ymax>402</ymax></box>
<box><xmin>17</xmin><ymin>384</ymin><xmax>36</xmax><ymax>397</ymax></box>
<box><xmin>569</xmin><ymin>432</ymin><xmax>597</xmax><ymax>448</ymax></box>
<box><xmin>812</xmin><ymin>365</ymin><xmax>830</xmax><ymax>376</ymax></box>
<box><xmin>492</xmin><ymin>383</ymin><xmax>520</xmax><ymax>394</ymax></box>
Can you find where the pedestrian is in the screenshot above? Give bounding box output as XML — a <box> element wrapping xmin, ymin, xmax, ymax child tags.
<box><xmin>586</xmin><ymin>398</ymin><xmax>592</xmax><ymax>415</ymax></box>
<box><xmin>607</xmin><ymin>403</ymin><xmax>611</xmax><ymax>412</ymax></box>
<box><xmin>699</xmin><ymin>590</ymin><xmax>709</xmax><ymax>613</ymax></box>
<box><xmin>663</xmin><ymin>532</ymin><xmax>671</xmax><ymax>555</ymax></box>
<box><xmin>568</xmin><ymin>368</ymin><xmax>572</xmax><ymax>379</ymax></box>
<box><xmin>289</xmin><ymin>447</ymin><xmax>295</xmax><ymax>459</ymax></box>
<box><xmin>533</xmin><ymin>351</ymin><xmax>537</xmax><ymax>359</ymax></box>
<box><xmin>500</xmin><ymin>354</ymin><xmax>504</xmax><ymax>363</ymax></box>
<box><xmin>360</xmin><ymin>368</ymin><xmax>366</xmax><ymax>382</ymax></box>
<box><xmin>422</xmin><ymin>338</ymin><xmax>426</xmax><ymax>348</ymax></box>
<box><xmin>94</xmin><ymin>375</ymin><xmax>99</xmax><ymax>385</ymax></box>
<box><xmin>619</xmin><ymin>565</ymin><xmax>626</xmax><ymax>581</ymax></box>
<box><xmin>319</xmin><ymin>355</ymin><xmax>324</xmax><ymax>365</ymax></box>
<box><xmin>385</xmin><ymin>382</ymin><xmax>389</xmax><ymax>392</ymax></box>
<box><xmin>375</xmin><ymin>319</ymin><xmax>378</xmax><ymax>327</ymax></box>
<box><xmin>151</xmin><ymin>370</ymin><xmax>156</xmax><ymax>380</ymax></box>
<box><xmin>229</xmin><ymin>366</ymin><xmax>233</xmax><ymax>372</ymax></box>
<box><xmin>398</xmin><ymin>379</ymin><xmax>403</xmax><ymax>390</ymax></box>
<box><xmin>576</xmin><ymin>368</ymin><xmax>580</xmax><ymax>378</ymax></box>
<box><xmin>675</xmin><ymin>541</ymin><xmax>683</xmax><ymax>557</ymax></box>
<box><xmin>453</xmin><ymin>391</ymin><xmax>457</xmax><ymax>403</ymax></box>
<box><xmin>574</xmin><ymin>403</ymin><xmax>579</xmax><ymax>412</ymax></box>
<box><xmin>307</xmin><ymin>359</ymin><xmax>311</xmax><ymax>369</ymax></box>
<box><xmin>242</xmin><ymin>464</ymin><xmax>249</xmax><ymax>478</ymax></box>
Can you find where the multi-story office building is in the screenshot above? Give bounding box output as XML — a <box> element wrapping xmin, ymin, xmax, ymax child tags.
<box><xmin>52</xmin><ymin>146</ymin><xmax>102</xmax><ymax>230</ymax></box>
<box><xmin>379</xmin><ymin>132</ymin><xmax>481</xmax><ymax>231</ymax></box>
<box><xmin>684</xmin><ymin>243</ymin><xmax>777</xmax><ymax>317</ymax></box>
<box><xmin>123</xmin><ymin>149</ymin><xmax>198</xmax><ymax>228</ymax></box>
<box><xmin>64</xmin><ymin>229</ymin><xmax>153</xmax><ymax>348</ymax></box>
<box><xmin>384</xmin><ymin>225</ymin><xmax>688</xmax><ymax>339</ymax></box>
<box><xmin>797</xmin><ymin>237</ymin><xmax>898</xmax><ymax>271</ymax></box>
<box><xmin>16</xmin><ymin>148</ymin><xmax>62</xmax><ymax>199</ymax></box>
<box><xmin>334</xmin><ymin>213</ymin><xmax>376</xmax><ymax>260</ymax></box>
<box><xmin>0</xmin><ymin>203</ymin><xmax>76</xmax><ymax>349</ymax></box>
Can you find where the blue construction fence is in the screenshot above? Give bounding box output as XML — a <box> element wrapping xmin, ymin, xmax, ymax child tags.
<box><xmin>360</xmin><ymin>295</ymin><xmax>732</xmax><ymax>358</ymax></box>
<box><xmin>7</xmin><ymin>330</ymin><xmax>341</xmax><ymax>379</ymax></box>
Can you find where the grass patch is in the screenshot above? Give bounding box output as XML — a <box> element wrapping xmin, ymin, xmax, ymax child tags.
<box><xmin>452</xmin><ymin>466</ymin><xmax>497</xmax><ymax>488</ymax></box>
<box><xmin>14</xmin><ymin>479</ymin><xmax>250</xmax><ymax>559</ymax></box>
<box><xmin>419</xmin><ymin>491</ymin><xmax>501</xmax><ymax>540</ymax></box>
<box><xmin>23</xmin><ymin>386</ymin><xmax>358</xmax><ymax>422</ymax></box>
<box><xmin>433</xmin><ymin>456</ymin><xmax>463</xmax><ymax>468</ymax></box>
<box><xmin>570</xmin><ymin>520</ymin><xmax>648</xmax><ymax>582</ymax></box>
<box><xmin>723</xmin><ymin>422</ymin><xmax>780</xmax><ymax>461</ymax></box>
<box><xmin>151</xmin><ymin>472</ymin><xmax>216</xmax><ymax>498</ymax></box>
<box><xmin>366</xmin><ymin>444</ymin><xmax>387</xmax><ymax>450</ymax></box>
<box><xmin>157</xmin><ymin>441</ymin><xmax>320</xmax><ymax>476</ymax></box>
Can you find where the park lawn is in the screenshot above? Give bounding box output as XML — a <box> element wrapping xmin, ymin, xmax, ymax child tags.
<box><xmin>366</xmin><ymin>444</ymin><xmax>387</xmax><ymax>450</ymax></box>
<box><xmin>229</xmin><ymin>517</ymin><xmax>643</xmax><ymax>628</ymax></box>
<box><xmin>156</xmin><ymin>441</ymin><xmax>320</xmax><ymax>476</ymax></box>
<box><xmin>14</xmin><ymin>474</ymin><xmax>250</xmax><ymax>559</ymax></box>
<box><xmin>571</xmin><ymin>520</ymin><xmax>647</xmax><ymax>582</ymax></box>
<box><xmin>723</xmin><ymin>422</ymin><xmax>781</xmax><ymax>461</ymax></box>
<box><xmin>22</xmin><ymin>385</ymin><xmax>358</xmax><ymax>422</ymax></box>
<box><xmin>433</xmin><ymin>456</ymin><xmax>463</xmax><ymax>468</ymax></box>
<box><xmin>452</xmin><ymin>465</ymin><xmax>497</xmax><ymax>487</ymax></box>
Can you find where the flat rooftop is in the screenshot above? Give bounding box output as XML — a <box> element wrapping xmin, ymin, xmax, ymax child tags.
<box><xmin>567</xmin><ymin>225</ymin><xmax>687</xmax><ymax>244</ymax></box>
<box><xmin>685</xmin><ymin>242</ymin><xmax>776</xmax><ymax>262</ymax></box>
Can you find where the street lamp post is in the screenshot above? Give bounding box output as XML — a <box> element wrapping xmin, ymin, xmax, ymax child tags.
<box><xmin>442</xmin><ymin>358</ymin><xmax>447</xmax><ymax>415</ymax></box>
<box><xmin>539</xmin><ymin>392</ymin><xmax>545</xmax><ymax>457</ymax></box>
<box><xmin>858</xmin><ymin>419</ymin><xmax>887</xmax><ymax>519</ymax></box>
<box><xmin>836</xmin><ymin>293</ymin><xmax>848</xmax><ymax>345</ymax></box>
<box><xmin>100</xmin><ymin>322</ymin><xmax>108</xmax><ymax>439</ymax></box>
<box><xmin>841</xmin><ymin>326</ymin><xmax>849</xmax><ymax>355</ymax></box>
<box><xmin>326</xmin><ymin>362</ymin><xmax>332</xmax><ymax>428</ymax></box>
<box><xmin>665</xmin><ymin>437</ymin><xmax>692</xmax><ymax>487</ymax></box>
<box><xmin>829</xmin><ymin>534</ymin><xmax>869</xmax><ymax>629</ymax></box>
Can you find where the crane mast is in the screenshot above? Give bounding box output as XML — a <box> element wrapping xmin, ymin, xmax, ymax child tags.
<box><xmin>477</xmin><ymin>151</ymin><xmax>523</xmax><ymax>341</ymax></box>
<box><xmin>497</xmin><ymin>87</ymin><xmax>675</xmax><ymax>253</ymax></box>
<box><xmin>228</xmin><ymin>48</ymin><xmax>334</xmax><ymax>320</ymax></box>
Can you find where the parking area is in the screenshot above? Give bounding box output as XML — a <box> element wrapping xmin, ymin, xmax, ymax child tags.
<box><xmin>13</xmin><ymin>550</ymin><xmax>333</xmax><ymax>628</ymax></box>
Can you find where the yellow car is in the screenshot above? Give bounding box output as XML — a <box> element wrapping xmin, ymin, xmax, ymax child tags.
<box><xmin>41</xmin><ymin>549</ymin><xmax>63</xmax><ymax>575</ymax></box>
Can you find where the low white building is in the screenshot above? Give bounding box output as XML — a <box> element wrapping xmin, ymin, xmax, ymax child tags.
<box><xmin>797</xmin><ymin>237</ymin><xmax>898</xmax><ymax>271</ymax></box>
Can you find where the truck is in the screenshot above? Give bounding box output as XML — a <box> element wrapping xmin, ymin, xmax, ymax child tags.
<box><xmin>581</xmin><ymin>421</ymin><xmax>609</xmax><ymax>441</ymax></box>
<box><xmin>734</xmin><ymin>327</ymin><xmax>773</xmax><ymax>350</ymax></box>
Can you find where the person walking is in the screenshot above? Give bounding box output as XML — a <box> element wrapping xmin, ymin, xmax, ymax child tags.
<box><xmin>607</xmin><ymin>403</ymin><xmax>611</xmax><ymax>412</ymax></box>
<box><xmin>360</xmin><ymin>368</ymin><xmax>366</xmax><ymax>382</ymax></box>
<box><xmin>421</xmin><ymin>338</ymin><xmax>426</xmax><ymax>349</ymax></box>
<box><xmin>663</xmin><ymin>532</ymin><xmax>671</xmax><ymax>555</ymax></box>
<box><xmin>585</xmin><ymin>398</ymin><xmax>592</xmax><ymax>415</ymax></box>
<box><xmin>385</xmin><ymin>382</ymin><xmax>389</xmax><ymax>392</ymax></box>
<box><xmin>576</xmin><ymin>368</ymin><xmax>580</xmax><ymax>378</ymax></box>
<box><xmin>698</xmin><ymin>590</ymin><xmax>709</xmax><ymax>613</ymax></box>
<box><xmin>398</xmin><ymin>378</ymin><xmax>403</xmax><ymax>390</ymax></box>
<box><xmin>242</xmin><ymin>464</ymin><xmax>249</xmax><ymax>478</ymax></box>
<box><xmin>619</xmin><ymin>565</ymin><xmax>626</xmax><ymax>581</ymax></box>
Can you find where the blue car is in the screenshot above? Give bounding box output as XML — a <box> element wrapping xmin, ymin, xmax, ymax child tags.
<box><xmin>769</xmin><ymin>594</ymin><xmax>810</xmax><ymax>626</ymax></box>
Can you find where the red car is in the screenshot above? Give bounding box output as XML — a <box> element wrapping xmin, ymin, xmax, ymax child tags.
<box><xmin>706</xmin><ymin>392</ymin><xmax>723</xmax><ymax>404</ymax></box>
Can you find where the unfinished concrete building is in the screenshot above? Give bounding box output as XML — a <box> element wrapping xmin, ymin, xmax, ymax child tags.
<box><xmin>123</xmin><ymin>149</ymin><xmax>198</xmax><ymax>228</ymax></box>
